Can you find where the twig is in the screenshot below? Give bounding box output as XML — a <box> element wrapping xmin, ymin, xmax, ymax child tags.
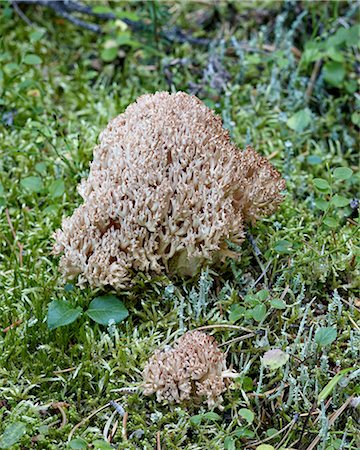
<box><xmin>103</xmin><ymin>410</ymin><xmax>117</xmax><ymax>442</ymax></box>
<box><xmin>2</xmin><ymin>319</ymin><xmax>23</xmax><ymax>333</ymax></box>
<box><xmin>305</xmin><ymin>59</ymin><xmax>322</xmax><ymax>100</ymax></box>
<box><xmin>194</xmin><ymin>324</ymin><xmax>253</xmax><ymax>333</ymax></box>
<box><xmin>11</xmin><ymin>0</ymin><xmax>34</xmax><ymax>26</ymax></box>
<box><xmin>305</xmin><ymin>396</ymin><xmax>354</xmax><ymax>450</ymax></box>
<box><xmin>156</xmin><ymin>431</ymin><xmax>161</xmax><ymax>450</ymax></box>
<box><xmin>51</xmin><ymin>403</ymin><xmax>68</xmax><ymax>428</ymax></box>
<box><xmin>122</xmin><ymin>411</ymin><xmax>128</xmax><ymax>440</ymax></box>
<box><xmin>53</xmin><ymin>367</ymin><xmax>76</xmax><ymax>374</ymax></box>
<box><xmin>218</xmin><ymin>332</ymin><xmax>256</xmax><ymax>347</ymax></box>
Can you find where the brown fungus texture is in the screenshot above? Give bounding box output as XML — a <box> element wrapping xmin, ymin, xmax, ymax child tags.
<box><xmin>142</xmin><ymin>331</ymin><xmax>233</xmax><ymax>407</ymax></box>
<box><xmin>53</xmin><ymin>91</ymin><xmax>285</xmax><ymax>288</ymax></box>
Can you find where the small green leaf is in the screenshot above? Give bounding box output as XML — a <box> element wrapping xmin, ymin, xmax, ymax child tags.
<box><xmin>251</xmin><ymin>304</ymin><xmax>267</xmax><ymax>322</ymax></box>
<box><xmin>314</xmin><ymin>198</ymin><xmax>329</xmax><ymax>211</ymax></box>
<box><xmin>224</xmin><ymin>436</ymin><xmax>236</xmax><ymax>450</ymax></box>
<box><xmin>239</xmin><ymin>408</ymin><xmax>255</xmax><ymax>425</ymax></box>
<box><xmin>323</xmin><ymin>61</ymin><xmax>345</xmax><ymax>86</ymax></box>
<box><xmin>190</xmin><ymin>414</ymin><xmax>202</xmax><ymax>425</ymax></box>
<box><xmin>270</xmin><ymin>298</ymin><xmax>287</xmax><ymax>309</ymax></box>
<box><xmin>0</xmin><ymin>422</ymin><xmax>26</xmax><ymax>448</ymax></box>
<box><xmin>68</xmin><ymin>438</ymin><xmax>87</xmax><ymax>449</ymax></box>
<box><xmin>307</xmin><ymin>155</ymin><xmax>322</xmax><ymax>165</ymax></box>
<box><xmin>229</xmin><ymin>304</ymin><xmax>246</xmax><ymax>322</ymax></box>
<box><xmin>351</xmin><ymin>111</ymin><xmax>360</xmax><ymax>127</ymax></box>
<box><xmin>333</xmin><ymin>167</ymin><xmax>353</xmax><ymax>180</ymax></box>
<box><xmin>318</xmin><ymin>368</ymin><xmax>353</xmax><ymax>402</ymax></box>
<box><xmin>256</xmin><ymin>445</ymin><xmax>275</xmax><ymax>450</ymax></box>
<box><xmin>313</xmin><ymin>178</ymin><xmax>331</xmax><ymax>193</ymax></box>
<box><xmin>234</xmin><ymin>427</ymin><xmax>255</xmax><ymax>438</ymax></box>
<box><xmin>262</xmin><ymin>349</ymin><xmax>289</xmax><ymax>370</ymax></box>
<box><xmin>47</xmin><ymin>300</ymin><xmax>82</xmax><ymax>330</ymax></box>
<box><xmin>286</xmin><ymin>108</ymin><xmax>311</xmax><ymax>132</ymax></box>
<box><xmin>203</xmin><ymin>412</ymin><xmax>221</xmax><ymax>422</ymax></box>
<box><xmin>85</xmin><ymin>295</ymin><xmax>128</xmax><ymax>325</ymax></box>
<box><xmin>331</xmin><ymin>195</ymin><xmax>350</xmax><ymax>207</ymax></box>
<box><xmin>323</xmin><ymin>217</ymin><xmax>339</xmax><ymax>228</ymax></box>
<box><xmin>20</xmin><ymin>176</ymin><xmax>43</xmax><ymax>193</ymax></box>
<box><xmin>273</xmin><ymin>240</ymin><xmax>291</xmax><ymax>254</ymax></box>
<box><xmin>49</xmin><ymin>179</ymin><xmax>65</xmax><ymax>198</ymax></box>
<box><xmin>92</xmin><ymin>440</ymin><xmax>113</xmax><ymax>450</ymax></box>
<box><xmin>240</xmin><ymin>376</ymin><xmax>253</xmax><ymax>392</ymax></box>
<box><xmin>256</xmin><ymin>289</ymin><xmax>269</xmax><ymax>301</ymax></box>
<box><xmin>101</xmin><ymin>47</ymin><xmax>118</xmax><ymax>62</ymax></box>
<box><xmin>30</xmin><ymin>29</ymin><xmax>45</xmax><ymax>42</ymax></box>
<box><xmin>23</xmin><ymin>54</ymin><xmax>42</xmax><ymax>65</ymax></box>
<box><xmin>315</xmin><ymin>327</ymin><xmax>337</xmax><ymax>347</ymax></box>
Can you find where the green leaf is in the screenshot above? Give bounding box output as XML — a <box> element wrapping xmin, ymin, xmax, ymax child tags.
<box><xmin>331</xmin><ymin>195</ymin><xmax>350</xmax><ymax>207</ymax></box>
<box><xmin>0</xmin><ymin>422</ymin><xmax>26</xmax><ymax>448</ymax></box>
<box><xmin>234</xmin><ymin>427</ymin><xmax>255</xmax><ymax>438</ymax></box>
<box><xmin>229</xmin><ymin>304</ymin><xmax>246</xmax><ymax>322</ymax></box>
<box><xmin>351</xmin><ymin>111</ymin><xmax>360</xmax><ymax>127</ymax></box>
<box><xmin>240</xmin><ymin>376</ymin><xmax>253</xmax><ymax>392</ymax></box>
<box><xmin>318</xmin><ymin>368</ymin><xmax>353</xmax><ymax>402</ymax></box>
<box><xmin>315</xmin><ymin>198</ymin><xmax>329</xmax><ymax>211</ymax></box>
<box><xmin>256</xmin><ymin>289</ymin><xmax>269</xmax><ymax>301</ymax></box>
<box><xmin>23</xmin><ymin>54</ymin><xmax>42</xmax><ymax>65</ymax></box>
<box><xmin>47</xmin><ymin>300</ymin><xmax>82</xmax><ymax>330</ymax></box>
<box><xmin>203</xmin><ymin>412</ymin><xmax>221</xmax><ymax>422</ymax></box>
<box><xmin>224</xmin><ymin>436</ymin><xmax>236</xmax><ymax>450</ymax></box>
<box><xmin>49</xmin><ymin>179</ymin><xmax>65</xmax><ymax>198</ymax></box>
<box><xmin>270</xmin><ymin>298</ymin><xmax>287</xmax><ymax>309</ymax></box>
<box><xmin>262</xmin><ymin>349</ymin><xmax>289</xmax><ymax>370</ymax></box>
<box><xmin>85</xmin><ymin>295</ymin><xmax>128</xmax><ymax>325</ymax></box>
<box><xmin>333</xmin><ymin>167</ymin><xmax>353</xmax><ymax>180</ymax></box>
<box><xmin>256</xmin><ymin>445</ymin><xmax>275</xmax><ymax>450</ymax></box>
<box><xmin>323</xmin><ymin>61</ymin><xmax>345</xmax><ymax>86</ymax></box>
<box><xmin>101</xmin><ymin>47</ymin><xmax>118</xmax><ymax>62</ymax></box>
<box><xmin>273</xmin><ymin>240</ymin><xmax>292</xmax><ymax>254</ymax></box>
<box><xmin>239</xmin><ymin>408</ymin><xmax>255</xmax><ymax>425</ymax></box>
<box><xmin>313</xmin><ymin>178</ymin><xmax>331</xmax><ymax>193</ymax></box>
<box><xmin>315</xmin><ymin>327</ymin><xmax>337</xmax><ymax>347</ymax></box>
<box><xmin>0</xmin><ymin>182</ymin><xmax>4</xmax><ymax>197</ymax></box>
<box><xmin>92</xmin><ymin>440</ymin><xmax>113</xmax><ymax>450</ymax></box>
<box><xmin>68</xmin><ymin>438</ymin><xmax>87</xmax><ymax>449</ymax></box>
<box><xmin>251</xmin><ymin>304</ymin><xmax>267</xmax><ymax>322</ymax></box>
<box><xmin>307</xmin><ymin>155</ymin><xmax>322</xmax><ymax>165</ymax></box>
<box><xmin>30</xmin><ymin>29</ymin><xmax>45</xmax><ymax>42</ymax></box>
<box><xmin>20</xmin><ymin>176</ymin><xmax>43</xmax><ymax>193</ymax></box>
<box><xmin>286</xmin><ymin>108</ymin><xmax>311</xmax><ymax>132</ymax></box>
<box><xmin>190</xmin><ymin>414</ymin><xmax>202</xmax><ymax>425</ymax></box>
<box><xmin>323</xmin><ymin>217</ymin><xmax>339</xmax><ymax>228</ymax></box>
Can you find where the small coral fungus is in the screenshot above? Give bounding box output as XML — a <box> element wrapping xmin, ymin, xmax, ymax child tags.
<box><xmin>143</xmin><ymin>331</ymin><xmax>233</xmax><ymax>407</ymax></box>
<box><xmin>54</xmin><ymin>92</ymin><xmax>285</xmax><ymax>288</ymax></box>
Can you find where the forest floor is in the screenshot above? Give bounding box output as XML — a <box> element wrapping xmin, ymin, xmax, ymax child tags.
<box><xmin>0</xmin><ymin>1</ymin><xmax>359</xmax><ymax>449</ymax></box>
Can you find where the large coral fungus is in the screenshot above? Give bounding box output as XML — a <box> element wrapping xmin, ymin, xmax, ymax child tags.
<box><xmin>53</xmin><ymin>91</ymin><xmax>285</xmax><ymax>288</ymax></box>
<box><xmin>142</xmin><ymin>331</ymin><xmax>232</xmax><ymax>407</ymax></box>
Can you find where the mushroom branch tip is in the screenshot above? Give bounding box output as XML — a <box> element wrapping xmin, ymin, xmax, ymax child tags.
<box><xmin>53</xmin><ymin>91</ymin><xmax>285</xmax><ymax>289</ymax></box>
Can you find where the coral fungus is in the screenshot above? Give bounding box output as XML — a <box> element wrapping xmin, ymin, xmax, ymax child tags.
<box><xmin>54</xmin><ymin>92</ymin><xmax>285</xmax><ymax>288</ymax></box>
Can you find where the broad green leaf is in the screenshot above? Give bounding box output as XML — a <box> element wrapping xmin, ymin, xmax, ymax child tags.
<box><xmin>239</xmin><ymin>408</ymin><xmax>255</xmax><ymax>425</ymax></box>
<box><xmin>101</xmin><ymin>47</ymin><xmax>118</xmax><ymax>62</ymax></box>
<box><xmin>203</xmin><ymin>412</ymin><xmax>221</xmax><ymax>422</ymax></box>
<box><xmin>69</xmin><ymin>438</ymin><xmax>87</xmax><ymax>449</ymax></box>
<box><xmin>314</xmin><ymin>198</ymin><xmax>329</xmax><ymax>211</ymax></box>
<box><xmin>331</xmin><ymin>195</ymin><xmax>350</xmax><ymax>207</ymax></box>
<box><xmin>313</xmin><ymin>178</ymin><xmax>331</xmax><ymax>192</ymax></box>
<box><xmin>0</xmin><ymin>422</ymin><xmax>26</xmax><ymax>448</ymax></box>
<box><xmin>262</xmin><ymin>349</ymin><xmax>289</xmax><ymax>370</ymax></box>
<box><xmin>270</xmin><ymin>298</ymin><xmax>287</xmax><ymax>309</ymax></box>
<box><xmin>318</xmin><ymin>368</ymin><xmax>353</xmax><ymax>402</ymax></box>
<box><xmin>315</xmin><ymin>327</ymin><xmax>337</xmax><ymax>347</ymax></box>
<box><xmin>92</xmin><ymin>440</ymin><xmax>113</xmax><ymax>450</ymax></box>
<box><xmin>251</xmin><ymin>304</ymin><xmax>267</xmax><ymax>322</ymax></box>
<box><xmin>85</xmin><ymin>295</ymin><xmax>128</xmax><ymax>325</ymax></box>
<box><xmin>23</xmin><ymin>54</ymin><xmax>42</xmax><ymax>65</ymax></box>
<box><xmin>47</xmin><ymin>300</ymin><xmax>82</xmax><ymax>330</ymax></box>
<box><xmin>241</xmin><ymin>376</ymin><xmax>253</xmax><ymax>392</ymax></box>
<box><xmin>273</xmin><ymin>240</ymin><xmax>291</xmax><ymax>254</ymax></box>
<box><xmin>307</xmin><ymin>155</ymin><xmax>322</xmax><ymax>165</ymax></box>
<box><xmin>229</xmin><ymin>304</ymin><xmax>245</xmax><ymax>322</ymax></box>
<box><xmin>323</xmin><ymin>217</ymin><xmax>338</xmax><ymax>228</ymax></box>
<box><xmin>351</xmin><ymin>111</ymin><xmax>360</xmax><ymax>127</ymax></box>
<box><xmin>333</xmin><ymin>167</ymin><xmax>353</xmax><ymax>180</ymax></box>
<box><xmin>234</xmin><ymin>427</ymin><xmax>255</xmax><ymax>438</ymax></box>
<box><xmin>190</xmin><ymin>414</ymin><xmax>202</xmax><ymax>425</ymax></box>
<box><xmin>323</xmin><ymin>61</ymin><xmax>345</xmax><ymax>86</ymax></box>
<box><xmin>49</xmin><ymin>179</ymin><xmax>65</xmax><ymax>198</ymax></box>
<box><xmin>224</xmin><ymin>436</ymin><xmax>236</xmax><ymax>450</ymax></box>
<box><xmin>20</xmin><ymin>176</ymin><xmax>43</xmax><ymax>193</ymax></box>
<box><xmin>286</xmin><ymin>108</ymin><xmax>311</xmax><ymax>132</ymax></box>
<box><xmin>256</xmin><ymin>289</ymin><xmax>269</xmax><ymax>301</ymax></box>
<box><xmin>30</xmin><ymin>30</ymin><xmax>45</xmax><ymax>42</ymax></box>
<box><xmin>256</xmin><ymin>446</ymin><xmax>275</xmax><ymax>450</ymax></box>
